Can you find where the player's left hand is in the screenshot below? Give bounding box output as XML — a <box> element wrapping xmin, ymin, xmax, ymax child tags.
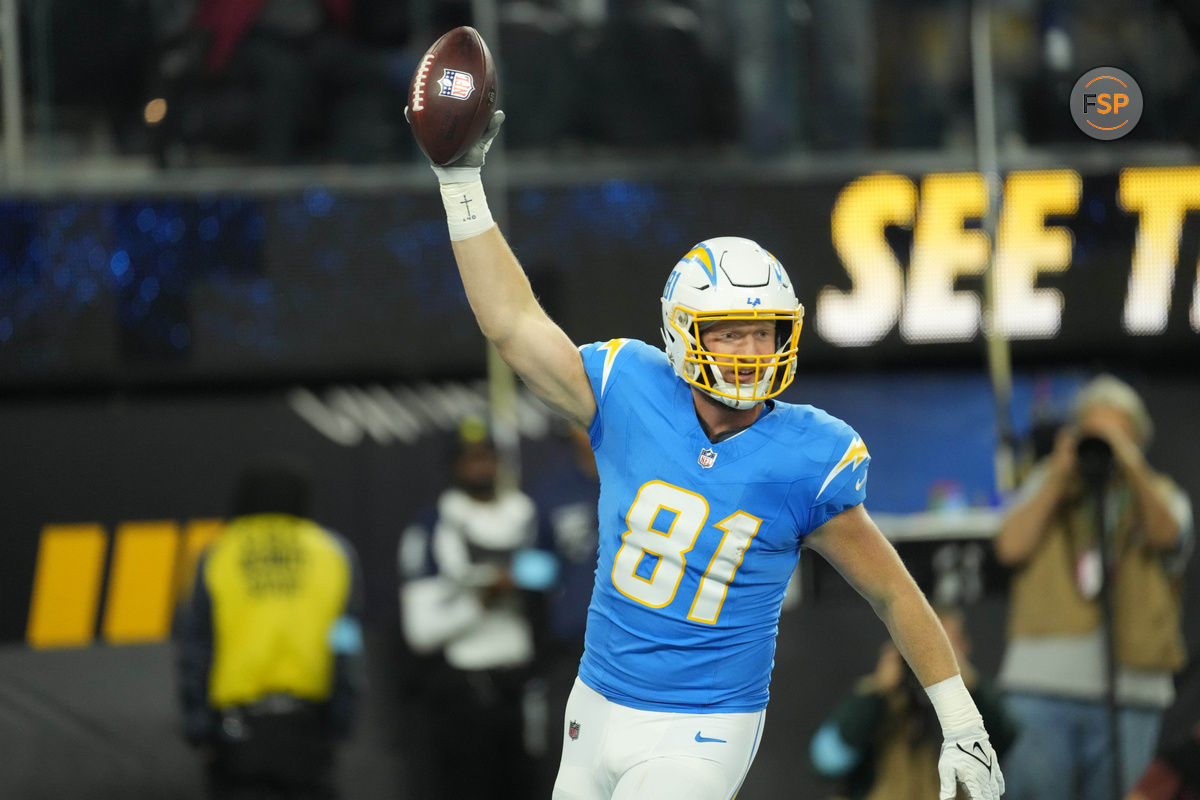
<box><xmin>938</xmin><ymin>724</ymin><xmax>1004</xmax><ymax>799</ymax></box>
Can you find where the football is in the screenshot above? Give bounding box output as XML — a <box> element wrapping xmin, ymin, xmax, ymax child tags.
<box><xmin>407</xmin><ymin>26</ymin><xmax>499</xmax><ymax>166</ymax></box>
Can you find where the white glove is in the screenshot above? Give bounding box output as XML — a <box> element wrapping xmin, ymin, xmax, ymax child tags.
<box><xmin>938</xmin><ymin>723</ymin><xmax>1005</xmax><ymax>799</ymax></box>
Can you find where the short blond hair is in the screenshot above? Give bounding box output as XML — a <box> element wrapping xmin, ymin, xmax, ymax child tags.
<box><xmin>1071</xmin><ymin>374</ymin><xmax>1153</xmax><ymax>447</ymax></box>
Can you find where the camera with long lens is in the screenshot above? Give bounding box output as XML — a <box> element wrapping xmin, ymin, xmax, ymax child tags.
<box><xmin>1076</xmin><ymin>434</ymin><xmax>1114</xmax><ymax>486</ymax></box>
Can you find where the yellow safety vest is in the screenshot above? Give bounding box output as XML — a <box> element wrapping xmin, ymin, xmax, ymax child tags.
<box><xmin>203</xmin><ymin>514</ymin><xmax>351</xmax><ymax>707</ymax></box>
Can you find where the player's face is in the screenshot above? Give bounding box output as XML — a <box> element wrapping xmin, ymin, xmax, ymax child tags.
<box><xmin>699</xmin><ymin>320</ymin><xmax>776</xmax><ymax>384</ymax></box>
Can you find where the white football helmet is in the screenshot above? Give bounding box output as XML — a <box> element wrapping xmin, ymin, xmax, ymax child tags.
<box><xmin>660</xmin><ymin>237</ymin><xmax>804</xmax><ymax>410</ymax></box>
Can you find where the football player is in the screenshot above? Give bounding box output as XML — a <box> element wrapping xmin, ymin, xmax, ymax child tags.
<box><xmin>412</xmin><ymin>110</ymin><xmax>1005</xmax><ymax>800</ymax></box>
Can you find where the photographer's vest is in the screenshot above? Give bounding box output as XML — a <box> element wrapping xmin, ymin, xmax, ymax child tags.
<box><xmin>1006</xmin><ymin>475</ymin><xmax>1186</xmax><ymax>672</ymax></box>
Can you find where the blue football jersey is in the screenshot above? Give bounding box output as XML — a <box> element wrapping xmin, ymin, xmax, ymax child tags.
<box><xmin>576</xmin><ymin>339</ymin><xmax>870</xmax><ymax>713</ymax></box>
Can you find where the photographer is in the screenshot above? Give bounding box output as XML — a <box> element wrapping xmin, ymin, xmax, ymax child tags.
<box><xmin>809</xmin><ymin>606</ymin><xmax>1014</xmax><ymax>800</ymax></box>
<box><xmin>994</xmin><ymin>375</ymin><xmax>1194</xmax><ymax>800</ymax></box>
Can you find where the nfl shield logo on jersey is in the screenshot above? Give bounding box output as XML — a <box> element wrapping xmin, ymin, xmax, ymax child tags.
<box><xmin>698</xmin><ymin>448</ymin><xmax>717</xmax><ymax>469</ymax></box>
<box><xmin>569</xmin><ymin>720</ymin><xmax>580</xmax><ymax>740</ymax></box>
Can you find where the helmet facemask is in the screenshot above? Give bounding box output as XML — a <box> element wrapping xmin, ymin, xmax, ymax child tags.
<box><xmin>666</xmin><ymin>307</ymin><xmax>803</xmax><ymax>410</ymax></box>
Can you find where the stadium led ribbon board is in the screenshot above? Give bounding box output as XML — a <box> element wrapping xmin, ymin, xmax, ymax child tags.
<box><xmin>814</xmin><ymin>166</ymin><xmax>1200</xmax><ymax>351</ymax></box>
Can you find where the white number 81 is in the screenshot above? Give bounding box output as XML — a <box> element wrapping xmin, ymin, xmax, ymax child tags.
<box><xmin>611</xmin><ymin>480</ymin><xmax>761</xmax><ymax>625</ymax></box>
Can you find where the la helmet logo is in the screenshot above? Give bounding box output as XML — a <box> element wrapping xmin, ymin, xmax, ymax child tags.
<box><xmin>1070</xmin><ymin>67</ymin><xmax>1143</xmax><ymax>140</ymax></box>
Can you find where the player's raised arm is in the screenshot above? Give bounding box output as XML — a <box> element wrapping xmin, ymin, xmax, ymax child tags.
<box><xmin>405</xmin><ymin>30</ymin><xmax>595</xmax><ymax>427</ymax></box>
<box><xmin>436</xmin><ymin>136</ymin><xmax>595</xmax><ymax>429</ymax></box>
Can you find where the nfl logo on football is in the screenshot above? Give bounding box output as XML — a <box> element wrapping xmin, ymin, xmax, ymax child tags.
<box><xmin>698</xmin><ymin>448</ymin><xmax>717</xmax><ymax>469</ymax></box>
<box><xmin>569</xmin><ymin>720</ymin><xmax>581</xmax><ymax>741</ymax></box>
<box><xmin>438</xmin><ymin>69</ymin><xmax>476</xmax><ymax>100</ymax></box>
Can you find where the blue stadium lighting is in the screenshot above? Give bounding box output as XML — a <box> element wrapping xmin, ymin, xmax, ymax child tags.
<box><xmin>420</xmin><ymin>221</ymin><xmax>442</xmax><ymax>245</ymax></box>
<box><xmin>303</xmin><ymin>185</ymin><xmax>335</xmax><ymax>217</ymax></box>
<box><xmin>87</xmin><ymin>244</ymin><xmax>107</xmax><ymax>271</ymax></box>
<box><xmin>251</xmin><ymin>279</ymin><xmax>273</xmax><ymax>307</ymax></box>
<box><xmin>198</xmin><ymin>216</ymin><xmax>220</xmax><ymax>242</ymax></box>
<box><xmin>75</xmin><ymin>278</ymin><xmax>97</xmax><ymax>304</ymax></box>
<box><xmin>247</xmin><ymin>214</ymin><xmax>266</xmax><ymax>241</ymax></box>
<box><xmin>163</xmin><ymin>216</ymin><xmax>186</xmax><ymax>244</ymax></box>
<box><xmin>600</xmin><ymin>179</ymin><xmax>632</xmax><ymax>205</ymax></box>
<box><xmin>169</xmin><ymin>323</ymin><xmax>191</xmax><ymax>350</ymax></box>
<box><xmin>157</xmin><ymin>251</ymin><xmax>179</xmax><ymax>274</ymax></box>
<box><xmin>109</xmin><ymin>249</ymin><xmax>130</xmax><ymax>279</ymax></box>
<box><xmin>136</xmin><ymin>206</ymin><xmax>157</xmax><ymax>233</ymax></box>
<box><xmin>24</xmin><ymin>235</ymin><xmax>45</xmax><ymax>266</ymax></box>
<box><xmin>518</xmin><ymin>190</ymin><xmax>546</xmax><ymax>214</ymax></box>
<box><xmin>385</xmin><ymin>228</ymin><xmax>418</xmax><ymax>261</ymax></box>
<box><xmin>139</xmin><ymin>277</ymin><xmax>160</xmax><ymax>303</ymax></box>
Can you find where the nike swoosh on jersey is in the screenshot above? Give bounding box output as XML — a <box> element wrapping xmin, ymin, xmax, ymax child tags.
<box><xmin>694</xmin><ymin>732</ymin><xmax>727</xmax><ymax>743</ymax></box>
<box><xmin>855</xmin><ymin>475</ymin><xmax>867</xmax><ymax>491</ymax></box>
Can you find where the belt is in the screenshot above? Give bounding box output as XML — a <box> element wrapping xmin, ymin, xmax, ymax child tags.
<box><xmin>224</xmin><ymin>693</ymin><xmax>312</xmax><ymax>717</ymax></box>
<box><xmin>218</xmin><ymin>694</ymin><xmax>320</xmax><ymax>742</ymax></box>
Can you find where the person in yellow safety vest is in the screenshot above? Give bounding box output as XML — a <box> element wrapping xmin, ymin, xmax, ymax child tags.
<box><xmin>177</xmin><ymin>457</ymin><xmax>365</xmax><ymax>800</ymax></box>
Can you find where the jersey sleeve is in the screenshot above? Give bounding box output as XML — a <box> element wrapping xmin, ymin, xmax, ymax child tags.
<box><xmin>578</xmin><ymin>338</ymin><xmax>637</xmax><ymax>446</ymax></box>
<box><xmin>806</xmin><ymin>426</ymin><xmax>871</xmax><ymax>533</ymax></box>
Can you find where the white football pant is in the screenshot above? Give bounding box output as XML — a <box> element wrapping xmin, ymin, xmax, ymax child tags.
<box><xmin>552</xmin><ymin>678</ymin><xmax>766</xmax><ymax>800</ymax></box>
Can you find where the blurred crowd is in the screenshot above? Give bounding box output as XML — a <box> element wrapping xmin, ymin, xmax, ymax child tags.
<box><xmin>14</xmin><ymin>0</ymin><xmax>1200</xmax><ymax>169</ymax></box>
